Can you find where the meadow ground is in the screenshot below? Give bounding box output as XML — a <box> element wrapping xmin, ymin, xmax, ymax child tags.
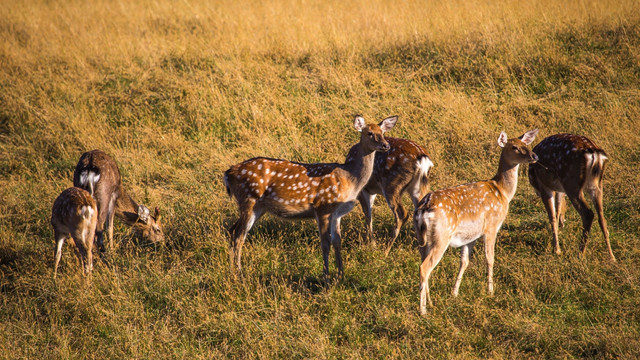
<box><xmin>1</xmin><ymin>0</ymin><xmax>640</xmax><ymax>358</ymax></box>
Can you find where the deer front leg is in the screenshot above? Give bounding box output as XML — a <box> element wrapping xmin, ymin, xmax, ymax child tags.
<box><xmin>316</xmin><ymin>213</ymin><xmax>332</xmax><ymax>283</ymax></box>
<box><xmin>357</xmin><ymin>190</ymin><xmax>376</xmax><ymax>244</ymax></box>
<box><xmin>330</xmin><ymin>215</ymin><xmax>344</xmax><ymax>279</ymax></box>
<box><xmin>484</xmin><ymin>233</ymin><xmax>497</xmax><ymax>295</ymax></box>
<box><xmin>452</xmin><ymin>243</ymin><xmax>474</xmax><ymax>297</ymax></box>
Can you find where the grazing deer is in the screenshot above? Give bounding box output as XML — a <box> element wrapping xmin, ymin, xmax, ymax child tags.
<box><xmin>528</xmin><ymin>134</ymin><xmax>615</xmax><ymax>261</ymax></box>
<box><xmin>414</xmin><ymin>129</ymin><xmax>538</xmax><ymax>315</ymax></box>
<box><xmin>73</xmin><ymin>150</ymin><xmax>163</xmax><ymax>251</ymax></box>
<box><xmin>51</xmin><ymin>187</ymin><xmax>98</xmax><ymax>278</ymax></box>
<box><xmin>356</xmin><ymin>137</ymin><xmax>433</xmax><ymax>254</ymax></box>
<box><xmin>224</xmin><ymin>115</ymin><xmax>397</xmax><ymax>280</ymax></box>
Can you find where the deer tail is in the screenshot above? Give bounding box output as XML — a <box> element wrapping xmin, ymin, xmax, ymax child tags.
<box><xmin>415</xmin><ymin>155</ymin><xmax>434</xmax><ymax>198</ymax></box>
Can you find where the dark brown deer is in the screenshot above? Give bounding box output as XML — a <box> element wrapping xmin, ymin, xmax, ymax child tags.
<box><xmin>414</xmin><ymin>129</ymin><xmax>538</xmax><ymax>315</ymax></box>
<box><xmin>51</xmin><ymin>187</ymin><xmax>98</xmax><ymax>279</ymax></box>
<box><xmin>224</xmin><ymin>115</ymin><xmax>397</xmax><ymax>280</ymax></box>
<box><xmin>528</xmin><ymin>133</ymin><xmax>615</xmax><ymax>261</ymax></box>
<box><xmin>356</xmin><ymin>137</ymin><xmax>433</xmax><ymax>254</ymax></box>
<box><xmin>73</xmin><ymin>150</ymin><xmax>163</xmax><ymax>251</ymax></box>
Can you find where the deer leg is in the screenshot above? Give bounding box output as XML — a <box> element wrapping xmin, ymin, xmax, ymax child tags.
<box><xmin>555</xmin><ymin>192</ymin><xmax>567</xmax><ymax>229</ymax></box>
<box><xmin>357</xmin><ymin>190</ymin><xmax>376</xmax><ymax>243</ymax></box>
<box><xmin>71</xmin><ymin>232</ymin><xmax>89</xmax><ymax>276</ymax></box>
<box><xmin>418</xmin><ymin>237</ymin><xmax>449</xmax><ymax>315</ymax></box>
<box><xmin>588</xmin><ymin>185</ymin><xmax>616</xmax><ymax>262</ymax></box>
<box><xmin>316</xmin><ymin>213</ymin><xmax>332</xmax><ymax>283</ymax></box>
<box><xmin>106</xmin><ymin>195</ymin><xmax>116</xmax><ymax>250</ymax></box>
<box><xmin>485</xmin><ymin>233</ymin><xmax>498</xmax><ymax>295</ymax></box>
<box><xmin>384</xmin><ymin>189</ymin><xmax>408</xmax><ymax>256</ymax></box>
<box><xmin>568</xmin><ymin>191</ymin><xmax>594</xmax><ymax>256</ymax></box>
<box><xmin>229</xmin><ymin>201</ymin><xmax>261</xmax><ymax>274</ymax></box>
<box><xmin>540</xmin><ymin>191</ymin><xmax>562</xmax><ymax>255</ymax></box>
<box><xmin>330</xmin><ymin>215</ymin><xmax>344</xmax><ymax>279</ymax></box>
<box><xmin>53</xmin><ymin>231</ymin><xmax>66</xmax><ymax>279</ymax></box>
<box><xmin>452</xmin><ymin>242</ymin><xmax>474</xmax><ymax>297</ymax></box>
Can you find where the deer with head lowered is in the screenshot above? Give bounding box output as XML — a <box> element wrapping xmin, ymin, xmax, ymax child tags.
<box><xmin>414</xmin><ymin>129</ymin><xmax>538</xmax><ymax>315</ymax></box>
<box><xmin>528</xmin><ymin>133</ymin><xmax>615</xmax><ymax>261</ymax></box>
<box><xmin>51</xmin><ymin>187</ymin><xmax>98</xmax><ymax>279</ymax></box>
<box><xmin>73</xmin><ymin>150</ymin><xmax>164</xmax><ymax>252</ymax></box>
<box><xmin>224</xmin><ymin>115</ymin><xmax>397</xmax><ymax>281</ymax></box>
<box><xmin>356</xmin><ymin>136</ymin><xmax>433</xmax><ymax>255</ymax></box>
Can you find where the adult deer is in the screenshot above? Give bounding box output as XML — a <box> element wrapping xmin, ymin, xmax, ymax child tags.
<box><xmin>528</xmin><ymin>134</ymin><xmax>615</xmax><ymax>261</ymax></box>
<box><xmin>356</xmin><ymin>137</ymin><xmax>433</xmax><ymax>255</ymax></box>
<box><xmin>224</xmin><ymin>115</ymin><xmax>397</xmax><ymax>281</ymax></box>
<box><xmin>73</xmin><ymin>150</ymin><xmax>163</xmax><ymax>252</ymax></box>
<box><xmin>414</xmin><ymin>129</ymin><xmax>538</xmax><ymax>315</ymax></box>
<box><xmin>51</xmin><ymin>187</ymin><xmax>98</xmax><ymax>279</ymax></box>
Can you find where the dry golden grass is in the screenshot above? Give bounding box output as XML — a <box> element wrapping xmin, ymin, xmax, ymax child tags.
<box><xmin>1</xmin><ymin>0</ymin><xmax>640</xmax><ymax>358</ymax></box>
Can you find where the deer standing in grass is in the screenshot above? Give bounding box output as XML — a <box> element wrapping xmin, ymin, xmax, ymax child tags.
<box><xmin>224</xmin><ymin>115</ymin><xmax>397</xmax><ymax>280</ymax></box>
<box><xmin>414</xmin><ymin>129</ymin><xmax>538</xmax><ymax>315</ymax></box>
<box><xmin>528</xmin><ymin>134</ymin><xmax>615</xmax><ymax>261</ymax></box>
<box><xmin>51</xmin><ymin>187</ymin><xmax>98</xmax><ymax>279</ymax></box>
<box><xmin>356</xmin><ymin>137</ymin><xmax>433</xmax><ymax>255</ymax></box>
<box><xmin>73</xmin><ymin>150</ymin><xmax>164</xmax><ymax>252</ymax></box>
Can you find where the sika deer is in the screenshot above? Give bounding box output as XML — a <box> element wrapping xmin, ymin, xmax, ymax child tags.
<box><xmin>356</xmin><ymin>137</ymin><xmax>433</xmax><ymax>254</ymax></box>
<box><xmin>73</xmin><ymin>150</ymin><xmax>163</xmax><ymax>251</ymax></box>
<box><xmin>51</xmin><ymin>187</ymin><xmax>98</xmax><ymax>279</ymax></box>
<box><xmin>224</xmin><ymin>115</ymin><xmax>397</xmax><ymax>280</ymax></box>
<box><xmin>528</xmin><ymin>134</ymin><xmax>615</xmax><ymax>261</ymax></box>
<box><xmin>414</xmin><ymin>129</ymin><xmax>538</xmax><ymax>315</ymax></box>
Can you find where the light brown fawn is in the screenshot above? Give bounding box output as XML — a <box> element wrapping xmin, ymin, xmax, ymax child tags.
<box><xmin>414</xmin><ymin>129</ymin><xmax>538</xmax><ymax>315</ymax></box>
<box><xmin>51</xmin><ymin>187</ymin><xmax>98</xmax><ymax>279</ymax></box>
<box><xmin>356</xmin><ymin>137</ymin><xmax>433</xmax><ymax>255</ymax></box>
<box><xmin>528</xmin><ymin>134</ymin><xmax>615</xmax><ymax>261</ymax></box>
<box><xmin>73</xmin><ymin>150</ymin><xmax>163</xmax><ymax>251</ymax></box>
<box><xmin>224</xmin><ymin>115</ymin><xmax>397</xmax><ymax>280</ymax></box>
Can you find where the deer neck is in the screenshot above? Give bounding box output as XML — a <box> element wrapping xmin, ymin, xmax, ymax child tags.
<box><xmin>492</xmin><ymin>153</ymin><xmax>520</xmax><ymax>202</ymax></box>
<box><xmin>344</xmin><ymin>143</ymin><xmax>377</xmax><ymax>193</ymax></box>
<box><xmin>114</xmin><ymin>187</ymin><xmax>140</xmax><ymax>226</ymax></box>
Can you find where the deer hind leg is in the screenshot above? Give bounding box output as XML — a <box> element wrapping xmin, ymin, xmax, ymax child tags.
<box><xmin>588</xmin><ymin>185</ymin><xmax>616</xmax><ymax>262</ymax></box>
<box><xmin>106</xmin><ymin>195</ymin><xmax>117</xmax><ymax>250</ymax></box>
<box><xmin>568</xmin><ymin>190</ymin><xmax>595</xmax><ymax>256</ymax></box>
<box><xmin>357</xmin><ymin>190</ymin><xmax>377</xmax><ymax>243</ymax></box>
<box><xmin>540</xmin><ymin>190</ymin><xmax>562</xmax><ymax>255</ymax></box>
<box><xmin>71</xmin><ymin>231</ymin><xmax>90</xmax><ymax>276</ymax></box>
<box><xmin>555</xmin><ymin>192</ymin><xmax>567</xmax><ymax>228</ymax></box>
<box><xmin>418</xmin><ymin>232</ymin><xmax>449</xmax><ymax>315</ymax></box>
<box><xmin>229</xmin><ymin>200</ymin><xmax>261</xmax><ymax>274</ymax></box>
<box><xmin>53</xmin><ymin>230</ymin><xmax>66</xmax><ymax>279</ymax></box>
<box><xmin>384</xmin><ymin>187</ymin><xmax>409</xmax><ymax>256</ymax></box>
<box><xmin>452</xmin><ymin>242</ymin><xmax>475</xmax><ymax>297</ymax></box>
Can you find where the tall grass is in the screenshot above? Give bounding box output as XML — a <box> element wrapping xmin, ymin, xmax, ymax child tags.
<box><xmin>1</xmin><ymin>0</ymin><xmax>640</xmax><ymax>358</ymax></box>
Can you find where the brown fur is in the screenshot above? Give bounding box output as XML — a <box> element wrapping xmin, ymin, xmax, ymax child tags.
<box><xmin>528</xmin><ymin>133</ymin><xmax>615</xmax><ymax>261</ymax></box>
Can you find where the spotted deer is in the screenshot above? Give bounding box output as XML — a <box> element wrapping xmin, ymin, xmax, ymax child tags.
<box><xmin>73</xmin><ymin>150</ymin><xmax>164</xmax><ymax>251</ymax></box>
<box><xmin>528</xmin><ymin>134</ymin><xmax>615</xmax><ymax>261</ymax></box>
<box><xmin>356</xmin><ymin>137</ymin><xmax>433</xmax><ymax>254</ymax></box>
<box><xmin>414</xmin><ymin>129</ymin><xmax>538</xmax><ymax>315</ymax></box>
<box><xmin>51</xmin><ymin>187</ymin><xmax>98</xmax><ymax>279</ymax></box>
<box><xmin>224</xmin><ymin>115</ymin><xmax>397</xmax><ymax>280</ymax></box>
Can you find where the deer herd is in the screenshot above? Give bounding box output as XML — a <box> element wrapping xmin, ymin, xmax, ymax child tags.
<box><xmin>51</xmin><ymin>115</ymin><xmax>616</xmax><ymax>315</ymax></box>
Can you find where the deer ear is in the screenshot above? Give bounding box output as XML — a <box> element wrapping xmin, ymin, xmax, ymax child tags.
<box><xmin>519</xmin><ymin>129</ymin><xmax>539</xmax><ymax>145</ymax></box>
<box><xmin>154</xmin><ymin>207</ymin><xmax>161</xmax><ymax>222</ymax></box>
<box><xmin>353</xmin><ymin>115</ymin><xmax>366</xmax><ymax>132</ymax></box>
<box><xmin>137</xmin><ymin>205</ymin><xmax>150</xmax><ymax>224</ymax></box>
<box><xmin>379</xmin><ymin>116</ymin><xmax>398</xmax><ymax>132</ymax></box>
<box><xmin>497</xmin><ymin>131</ymin><xmax>508</xmax><ymax>148</ymax></box>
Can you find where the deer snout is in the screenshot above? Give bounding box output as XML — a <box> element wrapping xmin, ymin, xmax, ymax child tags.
<box><xmin>530</xmin><ymin>152</ymin><xmax>539</xmax><ymax>163</ymax></box>
<box><xmin>380</xmin><ymin>142</ymin><xmax>391</xmax><ymax>152</ymax></box>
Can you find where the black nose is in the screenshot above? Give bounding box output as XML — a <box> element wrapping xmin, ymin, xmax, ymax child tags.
<box><xmin>532</xmin><ymin>153</ymin><xmax>539</xmax><ymax>162</ymax></box>
<box><xmin>382</xmin><ymin>143</ymin><xmax>390</xmax><ymax>151</ymax></box>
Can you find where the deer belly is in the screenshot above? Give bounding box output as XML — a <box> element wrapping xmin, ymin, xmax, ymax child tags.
<box><xmin>449</xmin><ymin>220</ymin><xmax>484</xmax><ymax>248</ymax></box>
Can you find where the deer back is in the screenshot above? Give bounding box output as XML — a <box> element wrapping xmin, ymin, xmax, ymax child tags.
<box><xmin>529</xmin><ymin>134</ymin><xmax>608</xmax><ymax>193</ymax></box>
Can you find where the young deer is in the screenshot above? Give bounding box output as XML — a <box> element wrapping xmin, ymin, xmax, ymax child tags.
<box><xmin>73</xmin><ymin>150</ymin><xmax>163</xmax><ymax>252</ymax></box>
<box><xmin>224</xmin><ymin>115</ymin><xmax>397</xmax><ymax>280</ymax></box>
<box><xmin>356</xmin><ymin>137</ymin><xmax>433</xmax><ymax>254</ymax></box>
<box><xmin>414</xmin><ymin>129</ymin><xmax>538</xmax><ymax>315</ymax></box>
<box><xmin>528</xmin><ymin>134</ymin><xmax>615</xmax><ymax>261</ymax></box>
<box><xmin>51</xmin><ymin>187</ymin><xmax>98</xmax><ymax>279</ymax></box>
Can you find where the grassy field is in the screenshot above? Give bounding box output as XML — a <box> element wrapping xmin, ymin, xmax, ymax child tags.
<box><xmin>2</xmin><ymin>0</ymin><xmax>640</xmax><ymax>358</ymax></box>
